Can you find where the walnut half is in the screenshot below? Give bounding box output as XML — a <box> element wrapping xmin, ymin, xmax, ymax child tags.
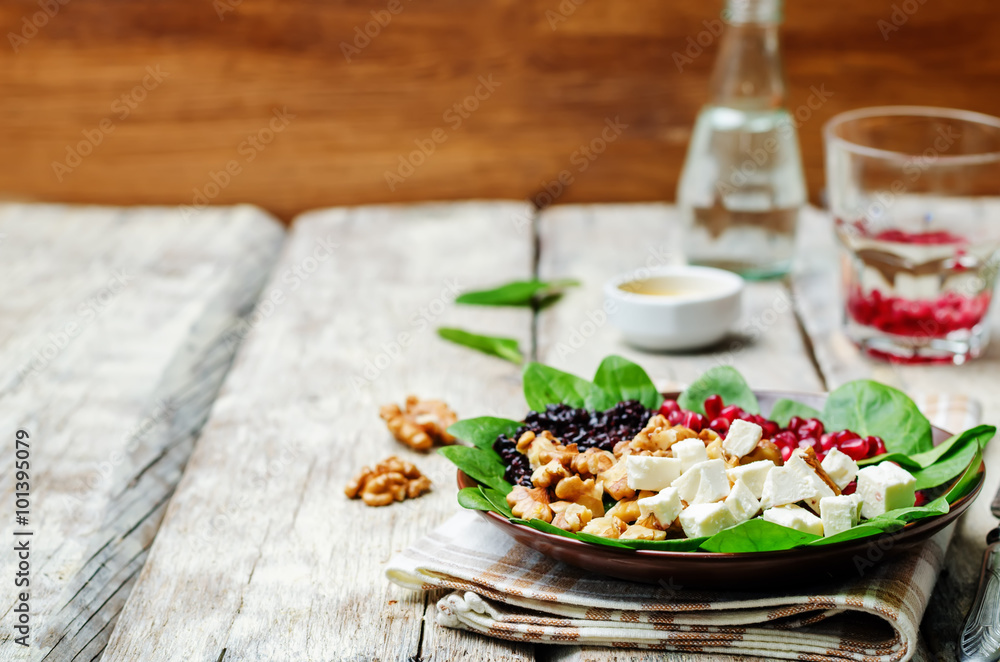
<box><xmin>380</xmin><ymin>395</ymin><xmax>458</xmax><ymax>451</ymax></box>
<box><xmin>345</xmin><ymin>456</ymin><xmax>432</xmax><ymax>507</ymax></box>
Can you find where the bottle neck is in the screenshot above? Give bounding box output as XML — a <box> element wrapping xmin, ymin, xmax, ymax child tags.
<box><xmin>709</xmin><ymin>19</ymin><xmax>786</xmax><ymax>110</ymax></box>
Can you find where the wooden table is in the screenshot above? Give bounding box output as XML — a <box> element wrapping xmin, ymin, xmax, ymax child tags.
<box><xmin>3</xmin><ymin>202</ymin><xmax>998</xmax><ymax>661</ymax></box>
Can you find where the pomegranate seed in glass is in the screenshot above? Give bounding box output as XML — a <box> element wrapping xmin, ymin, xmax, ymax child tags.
<box><xmin>825</xmin><ymin>106</ymin><xmax>1000</xmax><ymax>364</ymax></box>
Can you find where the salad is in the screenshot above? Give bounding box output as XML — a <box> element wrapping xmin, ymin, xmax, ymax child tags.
<box><xmin>441</xmin><ymin>356</ymin><xmax>994</xmax><ymax>553</ymax></box>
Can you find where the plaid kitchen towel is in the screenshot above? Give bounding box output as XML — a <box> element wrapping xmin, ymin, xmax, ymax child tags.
<box><xmin>386</xmin><ymin>394</ymin><xmax>980</xmax><ymax>661</ymax></box>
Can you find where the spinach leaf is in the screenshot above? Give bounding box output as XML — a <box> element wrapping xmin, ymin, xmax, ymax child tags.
<box><xmin>523</xmin><ymin>362</ymin><xmax>614</xmax><ymax>411</ymax></box>
<box><xmin>807</xmin><ymin>521</ymin><xmax>905</xmax><ymax>546</ymax></box>
<box><xmin>479</xmin><ymin>486</ymin><xmax>515</xmax><ymax>518</ymax></box>
<box><xmin>448</xmin><ymin>417</ymin><xmax>522</xmax><ymax>456</ymax></box>
<box><xmin>438</xmin><ymin>445</ymin><xmax>512</xmax><ymax>495</ymax></box>
<box><xmin>910</xmin><ymin>424</ymin><xmax>995</xmax><ymax>467</ymax></box>
<box><xmin>437</xmin><ymin>327</ymin><xmax>523</xmax><ymax>364</ymax></box>
<box><xmin>678</xmin><ymin>366</ymin><xmax>759</xmax><ymax>415</ymax></box>
<box><xmin>455</xmin><ymin>278</ymin><xmax>580</xmax><ymax>307</ymax></box>
<box><xmin>523</xmin><ymin>519</ymin><xmax>632</xmax><ymax>548</ymax></box>
<box><xmin>457</xmin><ymin>487</ymin><xmax>498</xmax><ymax>513</ymax></box>
<box><xmin>945</xmin><ymin>444</ymin><xmax>985</xmax><ymax>504</ymax></box>
<box><xmin>822</xmin><ymin>380</ymin><xmax>933</xmax><ymax>455</ymax></box>
<box><xmin>868</xmin><ymin>496</ymin><xmax>949</xmax><ymax>525</ymax></box>
<box><xmin>768</xmin><ymin>398</ymin><xmax>821</xmax><ymax>427</ymax></box>
<box><xmin>615</xmin><ymin>536</ymin><xmax>708</xmax><ymax>551</ymax></box>
<box><xmin>699</xmin><ymin>518</ymin><xmax>819</xmax><ymax>553</ymax></box>
<box><xmin>913</xmin><ymin>442</ymin><xmax>979</xmax><ymax>490</ymax></box>
<box><xmin>592</xmin><ymin>355</ymin><xmax>664</xmax><ymax>410</ymax></box>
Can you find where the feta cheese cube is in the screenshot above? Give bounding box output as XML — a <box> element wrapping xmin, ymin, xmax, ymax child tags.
<box><xmin>819</xmin><ymin>495</ymin><xmax>860</xmax><ymax>537</ymax></box>
<box><xmin>725</xmin><ymin>479</ymin><xmax>761</xmax><ymax>524</ymax></box>
<box><xmin>726</xmin><ymin>460</ymin><xmax>774</xmax><ymax>499</ymax></box>
<box><xmin>671</xmin><ymin>459</ymin><xmax>731</xmax><ymax>505</ymax></box>
<box><xmin>679</xmin><ymin>502</ymin><xmax>737</xmax><ymax>538</ymax></box>
<box><xmin>671</xmin><ymin>438</ymin><xmax>709</xmax><ymax>473</ymax></box>
<box><xmin>759</xmin><ymin>462</ymin><xmax>822</xmax><ymax>509</ymax></box>
<box><xmin>637</xmin><ymin>487</ymin><xmax>683</xmax><ymax>527</ymax></box>
<box><xmin>786</xmin><ymin>452</ymin><xmax>837</xmax><ymax>513</ymax></box>
<box><xmin>762</xmin><ymin>504</ymin><xmax>824</xmax><ymax>536</ymax></box>
<box><xmin>856</xmin><ymin>462</ymin><xmax>917</xmax><ymax>519</ymax></box>
<box><xmin>723</xmin><ymin>419</ymin><xmax>763</xmax><ymax>458</ymax></box>
<box><xmin>626</xmin><ymin>455</ymin><xmax>682</xmax><ymax>491</ymax></box>
<box><xmin>821</xmin><ymin>448</ymin><xmax>859</xmax><ymax>489</ymax></box>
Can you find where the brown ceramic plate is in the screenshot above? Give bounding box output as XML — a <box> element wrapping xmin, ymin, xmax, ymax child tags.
<box><xmin>457</xmin><ymin>391</ymin><xmax>984</xmax><ymax>588</ymax></box>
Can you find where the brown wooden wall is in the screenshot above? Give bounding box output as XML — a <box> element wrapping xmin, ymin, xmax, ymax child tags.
<box><xmin>1</xmin><ymin>0</ymin><xmax>998</xmax><ymax>222</ymax></box>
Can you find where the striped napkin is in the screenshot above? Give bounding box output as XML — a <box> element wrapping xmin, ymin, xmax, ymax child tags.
<box><xmin>386</xmin><ymin>394</ymin><xmax>980</xmax><ymax>661</ymax></box>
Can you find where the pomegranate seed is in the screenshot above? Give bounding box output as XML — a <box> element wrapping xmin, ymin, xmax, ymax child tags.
<box><xmin>709</xmin><ymin>417</ymin><xmax>730</xmax><ymax>434</ymax></box>
<box><xmin>794</xmin><ymin>426</ymin><xmax>815</xmax><ymax>441</ymax></box>
<box><xmin>659</xmin><ymin>400</ymin><xmax>680</xmax><ymax>417</ymax></box>
<box><xmin>720</xmin><ymin>405</ymin><xmax>742</xmax><ymax>422</ymax></box>
<box><xmin>819</xmin><ymin>433</ymin><xmax>837</xmax><ymax>451</ymax></box>
<box><xmin>870</xmin><ymin>436</ymin><xmax>887</xmax><ymax>456</ymax></box>
<box><xmin>780</xmin><ymin>445</ymin><xmax>793</xmax><ymax>461</ymax></box>
<box><xmin>774</xmin><ymin>431</ymin><xmax>798</xmax><ymax>449</ymax></box>
<box><xmin>761</xmin><ymin>420</ymin><xmax>780</xmax><ymax>438</ymax></box>
<box><xmin>801</xmin><ymin>419</ymin><xmax>824</xmax><ymax>438</ymax></box>
<box><xmin>683</xmin><ymin>411</ymin><xmax>706</xmax><ymax>432</ymax></box>
<box><xmin>815</xmin><ymin>451</ymin><xmax>826</xmax><ymax>462</ymax></box>
<box><xmin>667</xmin><ymin>410</ymin><xmax>684</xmax><ymax>426</ymax></box>
<box><xmin>797</xmin><ymin>437</ymin><xmax>819</xmax><ymax>452</ymax></box>
<box><xmin>839</xmin><ymin>437</ymin><xmax>869</xmax><ymax>461</ymax></box>
<box><xmin>833</xmin><ymin>430</ymin><xmax>860</xmax><ymax>444</ymax></box>
<box><xmin>788</xmin><ymin>416</ymin><xmax>805</xmax><ymax>432</ymax></box>
<box><xmin>841</xmin><ymin>481</ymin><xmax>857</xmax><ymax>495</ymax></box>
<box><xmin>914</xmin><ymin>491</ymin><xmax>927</xmax><ymax>506</ymax></box>
<box><xmin>703</xmin><ymin>395</ymin><xmax>723</xmax><ymax>421</ymax></box>
<box><xmin>737</xmin><ymin>411</ymin><xmax>756</xmax><ymax>422</ymax></box>
<box><xmin>753</xmin><ymin>414</ymin><xmax>767</xmax><ymax>426</ymax></box>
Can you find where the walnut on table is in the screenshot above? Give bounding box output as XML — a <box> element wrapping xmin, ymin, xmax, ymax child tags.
<box><xmin>379</xmin><ymin>395</ymin><xmax>458</xmax><ymax>452</ymax></box>
<box><xmin>344</xmin><ymin>456</ymin><xmax>432</xmax><ymax>507</ymax></box>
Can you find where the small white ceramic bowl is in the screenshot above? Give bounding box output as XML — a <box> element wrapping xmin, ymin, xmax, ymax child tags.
<box><xmin>604</xmin><ymin>266</ymin><xmax>744</xmax><ymax>351</ymax></box>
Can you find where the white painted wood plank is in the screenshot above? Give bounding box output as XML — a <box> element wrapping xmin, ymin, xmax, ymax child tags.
<box><xmin>102</xmin><ymin>202</ymin><xmax>537</xmax><ymax>662</ymax></box>
<box><xmin>0</xmin><ymin>204</ymin><xmax>285</xmax><ymax>662</ymax></box>
<box><xmin>791</xmin><ymin>205</ymin><xmax>1000</xmax><ymax>659</ymax></box>
<box><xmin>535</xmin><ymin>204</ymin><xmax>823</xmax><ymax>662</ymax></box>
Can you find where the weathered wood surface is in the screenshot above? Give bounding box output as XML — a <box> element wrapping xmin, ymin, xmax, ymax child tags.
<box><xmin>791</xmin><ymin>206</ymin><xmax>1000</xmax><ymax>660</ymax></box>
<box><xmin>102</xmin><ymin>202</ymin><xmax>537</xmax><ymax>662</ymax></box>
<box><xmin>0</xmin><ymin>204</ymin><xmax>284</xmax><ymax>661</ymax></box>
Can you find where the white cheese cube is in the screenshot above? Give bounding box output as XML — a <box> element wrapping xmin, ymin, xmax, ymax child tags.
<box><xmin>723</xmin><ymin>419</ymin><xmax>763</xmax><ymax>458</ymax></box>
<box><xmin>671</xmin><ymin>438</ymin><xmax>709</xmax><ymax>473</ymax></box>
<box><xmin>787</xmin><ymin>452</ymin><xmax>837</xmax><ymax>514</ymax></box>
<box><xmin>759</xmin><ymin>464</ymin><xmax>819</xmax><ymax>509</ymax></box>
<box><xmin>670</xmin><ymin>459</ymin><xmax>731</xmax><ymax>504</ymax></box>
<box><xmin>762</xmin><ymin>504</ymin><xmax>824</xmax><ymax>536</ymax></box>
<box><xmin>819</xmin><ymin>495</ymin><xmax>860</xmax><ymax>537</ymax></box>
<box><xmin>725</xmin><ymin>480</ymin><xmax>761</xmax><ymax>524</ymax></box>
<box><xmin>626</xmin><ymin>455</ymin><xmax>682</xmax><ymax>491</ymax></box>
<box><xmin>726</xmin><ymin>460</ymin><xmax>774</xmax><ymax>499</ymax></box>
<box><xmin>856</xmin><ymin>462</ymin><xmax>917</xmax><ymax>519</ymax></box>
<box><xmin>821</xmin><ymin>448</ymin><xmax>859</xmax><ymax>489</ymax></box>
<box><xmin>637</xmin><ymin>487</ymin><xmax>683</xmax><ymax>527</ymax></box>
<box><xmin>671</xmin><ymin>464</ymin><xmax>701</xmax><ymax>503</ymax></box>
<box><xmin>678</xmin><ymin>502</ymin><xmax>737</xmax><ymax>538</ymax></box>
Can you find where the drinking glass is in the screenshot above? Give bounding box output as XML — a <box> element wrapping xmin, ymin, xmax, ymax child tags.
<box><xmin>824</xmin><ymin>106</ymin><xmax>1000</xmax><ymax>364</ymax></box>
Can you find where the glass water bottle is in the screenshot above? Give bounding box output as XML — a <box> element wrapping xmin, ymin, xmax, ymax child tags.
<box><xmin>676</xmin><ymin>0</ymin><xmax>806</xmax><ymax>280</ymax></box>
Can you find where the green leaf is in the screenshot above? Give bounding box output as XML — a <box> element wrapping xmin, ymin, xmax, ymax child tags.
<box><xmin>592</xmin><ymin>355</ymin><xmax>664</xmax><ymax>410</ymax></box>
<box><xmin>615</xmin><ymin>536</ymin><xmax>708</xmax><ymax>551</ymax></box>
<box><xmin>522</xmin><ymin>519</ymin><xmax>633</xmax><ymax>548</ymax></box>
<box><xmin>868</xmin><ymin>496</ymin><xmax>949</xmax><ymax>525</ymax></box>
<box><xmin>945</xmin><ymin>443</ymin><xmax>985</xmax><ymax>504</ymax></box>
<box><xmin>438</xmin><ymin>445</ymin><xmax>512</xmax><ymax>495</ymax></box>
<box><xmin>807</xmin><ymin>521</ymin><xmax>906</xmax><ymax>546</ymax></box>
<box><xmin>698</xmin><ymin>518</ymin><xmax>819</xmax><ymax>553</ymax></box>
<box><xmin>821</xmin><ymin>380</ymin><xmax>933</xmax><ymax>455</ymax></box>
<box><xmin>437</xmin><ymin>327</ymin><xmax>523</xmax><ymax>364</ymax></box>
<box><xmin>768</xmin><ymin>399</ymin><xmax>821</xmax><ymax>427</ymax></box>
<box><xmin>522</xmin><ymin>362</ymin><xmax>614</xmax><ymax>411</ymax></box>
<box><xmin>455</xmin><ymin>278</ymin><xmax>580</xmax><ymax>307</ymax></box>
<box><xmin>448</xmin><ymin>417</ymin><xmax>522</xmax><ymax>455</ymax></box>
<box><xmin>912</xmin><ymin>441</ymin><xmax>979</xmax><ymax>490</ymax></box>
<box><xmin>678</xmin><ymin>366</ymin><xmax>759</xmax><ymax>416</ymax></box>
<box><xmin>910</xmin><ymin>425</ymin><xmax>996</xmax><ymax>467</ymax></box>
<box><xmin>479</xmin><ymin>486</ymin><xmax>514</xmax><ymax>518</ymax></box>
<box><xmin>457</xmin><ymin>487</ymin><xmax>498</xmax><ymax>512</ymax></box>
